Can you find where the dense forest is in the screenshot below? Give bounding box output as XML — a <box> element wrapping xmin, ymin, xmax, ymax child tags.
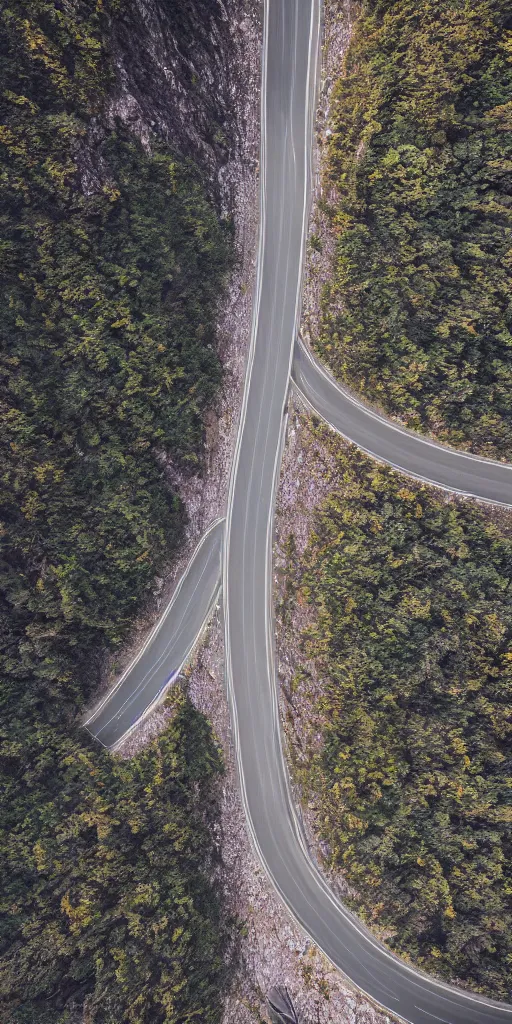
<box><xmin>316</xmin><ymin>0</ymin><xmax>512</xmax><ymax>456</ymax></box>
<box><xmin>2</xmin><ymin>696</ymin><xmax>231</xmax><ymax>1024</ymax></box>
<box><xmin>0</xmin><ymin>2</ymin><xmax>233</xmax><ymax>1020</ymax></box>
<box><xmin>285</xmin><ymin>423</ymin><xmax>512</xmax><ymax>997</ymax></box>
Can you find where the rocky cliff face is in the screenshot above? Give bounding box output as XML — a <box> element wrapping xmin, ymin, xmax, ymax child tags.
<box><xmin>105</xmin><ymin>0</ymin><xmax>259</xmax><ymax>212</ymax></box>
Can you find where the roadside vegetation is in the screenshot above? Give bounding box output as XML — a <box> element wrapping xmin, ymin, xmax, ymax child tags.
<box><xmin>2</xmin><ymin>696</ymin><xmax>231</xmax><ymax>1024</ymax></box>
<box><xmin>0</xmin><ymin>2</ymin><xmax>232</xmax><ymax>1020</ymax></box>
<box><xmin>284</xmin><ymin>422</ymin><xmax>512</xmax><ymax>998</ymax></box>
<box><xmin>316</xmin><ymin>0</ymin><xmax>512</xmax><ymax>456</ymax></box>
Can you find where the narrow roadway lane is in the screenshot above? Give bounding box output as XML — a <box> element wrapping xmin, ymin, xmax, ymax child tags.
<box><xmin>293</xmin><ymin>338</ymin><xmax>512</xmax><ymax>507</ymax></box>
<box><xmin>223</xmin><ymin>2</ymin><xmax>512</xmax><ymax>1021</ymax></box>
<box><xmin>84</xmin><ymin>518</ymin><xmax>223</xmax><ymax>749</ymax></box>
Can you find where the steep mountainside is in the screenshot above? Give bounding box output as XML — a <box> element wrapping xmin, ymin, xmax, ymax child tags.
<box><xmin>107</xmin><ymin>0</ymin><xmax>250</xmax><ymax>202</ymax></box>
<box><xmin>0</xmin><ymin>1</ymin><xmax>255</xmax><ymax>1020</ymax></box>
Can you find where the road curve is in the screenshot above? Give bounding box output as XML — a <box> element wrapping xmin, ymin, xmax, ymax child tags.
<box><xmin>223</xmin><ymin>2</ymin><xmax>512</xmax><ymax>1022</ymax></box>
<box><xmin>84</xmin><ymin>518</ymin><xmax>224</xmax><ymax>749</ymax></box>
<box><xmin>293</xmin><ymin>338</ymin><xmax>512</xmax><ymax>507</ymax></box>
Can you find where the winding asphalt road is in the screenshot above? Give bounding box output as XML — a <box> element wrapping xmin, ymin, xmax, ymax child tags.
<box><xmin>84</xmin><ymin>518</ymin><xmax>223</xmax><ymax>749</ymax></box>
<box><xmin>84</xmin><ymin>0</ymin><xmax>512</xmax><ymax>1020</ymax></box>
<box><xmin>223</xmin><ymin>2</ymin><xmax>512</xmax><ymax>1022</ymax></box>
<box><xmin>293</xmin><ymin>338</ymin><xmax>512</xmax><ymax>506</ymax></box>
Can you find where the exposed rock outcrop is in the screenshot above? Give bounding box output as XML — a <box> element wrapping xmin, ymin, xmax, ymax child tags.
<box><xmin>108</xmin><ymin>0</ymin><xmax>260</xmax><ymax>210</ymax></box>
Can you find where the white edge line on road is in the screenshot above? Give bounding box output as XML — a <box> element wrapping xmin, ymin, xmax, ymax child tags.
<box><xmin>91</xmin><ymin>549</ymin><xmax>221</xmax><ymax>739</ymax></box>
<box><xmin>295</xmin><ymin>337</ymin><xmax>512</xmax><ymax>472</ymax></box>
<box><xmin>83</xmin><ymin>517</ymin><xmax>225</xmax><ymax>726</ymax></box>
<box><xmin>106</xmin><ymin>580</ymin><xmax>222</xmax><ymax>753</ymax></box>
<box><xmin>222</xmin><ymin>0</ymin><xmax>269</xmax><ymax>715</ymax></box>
<box><xmin>292</xmin><ymin>379</ymin><xmax>512</xmax><ymax>510</ymax></box>
<box><xmin>262</xmin><ymin>0</ymin><xmax>322</xmax><ymax>867</ymax></box>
